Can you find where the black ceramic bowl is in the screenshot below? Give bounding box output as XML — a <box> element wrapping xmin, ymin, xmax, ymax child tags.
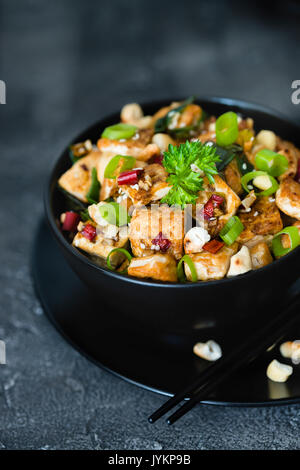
<box><xmin>45</xmin><ymin>97</ymin><xmax>300</xmax><ymax>334</ymax></box>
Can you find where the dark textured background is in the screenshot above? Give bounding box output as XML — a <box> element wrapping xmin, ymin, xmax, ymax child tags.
<box><xmin>0</xmin><ymin>0</ymin><xmax>300</xmax><ymax>450</ymax></box>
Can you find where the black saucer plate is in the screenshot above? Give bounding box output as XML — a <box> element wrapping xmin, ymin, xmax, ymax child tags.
<box><xmin>32</xmin><ymin>219</ymin><xmax>300</xmax><ymax>406</ymax></box>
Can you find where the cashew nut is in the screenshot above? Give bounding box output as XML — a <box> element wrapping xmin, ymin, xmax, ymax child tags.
<box><xmin>193</xmin><ymin>340</ymin><xmax>222</xmax><ymax>361</ymax></box>
<box><xmin>280</xmin><ymin>341</ymin><xmax>300</xmax><ymax>364</ymax></box>
<box><xmin>266</xmin><ymin>359</ymin><xmax>293</xmax><ymax>382</ymax></box>
<box><xmin>256</xmin><ymin>130</ymin><xmax>277</xmax><ymax>151</ymax></box>
<box><xmin>152</xmin><ymin>133</ymin><xmax>174</xmax><ymax>152</ymax></box>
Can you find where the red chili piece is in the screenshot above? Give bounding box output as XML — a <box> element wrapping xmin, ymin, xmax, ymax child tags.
<box><xmin>81</xmin><ymin>224</ymin><xmax>97</xmax><ymax>242</ymax></box>
<box><xmin>62</xmin><ymin>211</ymin><xmax>80</xmax><ymax>232</ymax></box>
<box><xmin>151</xmin><ymin>232</ymin><xmax>171</xmax><ymax>253</ymax></box>
<box><xmin>117</xmin><ymin>169</ymin><xmax>143</xmax><ymax>186</ymax></box>
<box><xmin>152</xmin><ymin>154</ymin><xmax>164</xmax><ymax>165</ymax></box>
<box><xmin>203</xmin><ymin>194</ymin><xmax>224</xmax><ymax>220</ymax></box>
<box><xmin>203</xmin><ymin>239</ymin><xmax>224</xmax><ymax>254</ymax></box>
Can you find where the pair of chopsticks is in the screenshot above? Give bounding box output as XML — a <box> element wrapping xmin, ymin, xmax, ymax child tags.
<box><xmin>149</xmin><ymin>294</ymin><xmax>300</xmax><ymax>425</ymax></box>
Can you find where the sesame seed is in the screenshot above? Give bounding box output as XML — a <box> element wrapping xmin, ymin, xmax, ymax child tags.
<box><xmin>254</xmin><ymin>211</ymin><xmax>259</xmax><ymax>217</ymax></box>
<box><xmin>242</xmin><ymin>163</ymin><xmax>247</xmax><ymax>170</ymax></box>
<box><xmin>140</xmin><ymin>243</ymin><xmax>145</xmax><ymax>249</ymax></box>
<box><xmin>269</xmin><ymin>197</ymin><xmax>275</xmax><ymax>202</ymax></box>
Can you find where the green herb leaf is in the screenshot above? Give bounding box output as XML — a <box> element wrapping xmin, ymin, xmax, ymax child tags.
<box><xmin>86</xmin><ymin>167</ymin><xmax>101</xmax><ymax>204</ymax></box>
<box><xmin>161</xmin><ymin>141</ymin><xmax>220</xmax><ymax>208</ymax></box>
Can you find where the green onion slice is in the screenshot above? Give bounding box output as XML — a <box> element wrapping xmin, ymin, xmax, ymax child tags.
<box><xmin>99</xmin><ymin>202</ymin><xmax>130</xmax><ymax>226</ymax></box>
<box><xmin>241</xmin><ymin>170</ymin><xmax>279</xmax><ymax>197</ymax></box>
<box><xmin>215</xmin><ymin>112</ymin><xmax>239</xmax><ymax>147</ymax></box>
<box><xmin>219</xmin><ymin>216</ymin><xmax>244</xmax><ymax>245</ymax></box>
<box><xmin>104</xmin><ymin>155</ymin><xmax>136</xmax><ymax>179</ymax></box>
<box><xmin>101</xmin><ymin>123</ymin><xmax>137</xmax><ymax>140</ymax></box>
<box><xmin>86</xmin><ymin>167</ymin><xmax>101</xmax><ymax>204</ymax></box>
<box><xmin>272</xmin><ymin>226</ymin><xmax>300</xmax><ymax>258</ymax></box>
<box><xmin>255</xmin><ymin>149</ymin><xmax>288</xmax><ymax>177</ymax></box>
<box><xmin>106</xmin><ymin>248</ymin><xmax>132</xmax><ymax>273</ymax></box>
<box><xmin>177</xmin><ymin>255</ymin><xmax>198</xmax><ymax>283</ymax></box>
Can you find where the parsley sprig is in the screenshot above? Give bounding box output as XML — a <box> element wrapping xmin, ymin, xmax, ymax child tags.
<box><xmin>161</xmin><ymin>141</ymin><xmax>220</xmax><ymax>208</ymax></box>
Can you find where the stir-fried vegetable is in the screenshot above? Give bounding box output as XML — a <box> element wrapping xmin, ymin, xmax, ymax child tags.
<box><xmin>106</xmin><ymin>248</ymin><xmax>132</xmax><ymax>273</ymax></box>
<box><xmin>241</xmin><ymin>171</ymin><xmax>279</xmax><ymax>197</ymax></box>
<box><xmin>255</xmin><ymin>149</ymin><xmax>288</xmax><ymax>177</ymax></box>
<box><xmin>272</xmin><ymin>227</ymin><xmax>300</xmax><ymax>258</ymax></box>
<box><xmin>62</xmin><ymin>211</ymin><xmax>80</xmax><ymax>232</ymax></box>
<box><xmin>154</xmin><ymin>96</ymin><xmax>195</xmax><ymax>134</ymax></box>
<box><xmin>86</xmin><ymin>167</ymin><xmax>101</xmax><ymax>204</ymax></box>
<box><xmin>58</xmin><ymin>98</ymin><xmax>300</xmax><ymax>284</ymax></box>
<box><xmin>177</xmin><ymin>255</ymin><xmax>198</xmax><ymax>282</ymax></box>
<box><xmin>203</xmin><ymin>240</ymin><xmax>224</xmax><ymax>253</ymax></box>
<box><xmin>220</xmin><ymin>216</ymin><xmax>244</xmax><ymax>245</ymax></box>
<box><xmin>215</xmin><ymin>112</ymin><xmax>239</xmax><ymax>147</ymax></box>
<box><xmin>214</xmin><ymin>143</ymin><xmax>243</xmax><ymax>172</ymax></box>
<box><xmin>104</xmin><ymin>155</ymin><xmax>136</xmax><ymax>179</ymax></box>
<box><xmin>161</xmin><ymin>141</ymin><xmax>220</xmax><ymax>208</ymax></box>
<box><xmin>102</xmin><ymin>123</ymin><xmax>137</xmax><ymax>140</ymax></box>
<box><xmin>81</xmin><ymin>223</ymin><xmax>97</xmax><ymax>241</ymax></box>
<box><xmin>117</xmin><ymin>168</ymin><xmax>143</xmax><ymax>186</ymax></box>
<box><xmin>99</xmin><ymin>202</ymin><xmax>130</xmax><ymax>226</ymax></box>
<box><xmin>69</xmin><ymin>139</ymin><xmax>93</xmax><ymax>164</ymax></box>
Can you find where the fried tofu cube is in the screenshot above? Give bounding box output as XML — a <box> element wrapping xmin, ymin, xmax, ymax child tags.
<box><xmin>237</xmin><ymin>197</ymin><xmax>283</xmax><ymax>243</ymax></box>
<box><xmin>227</xmin><ymin>246</ymin><xmax>252</xmax><ymax>277</ymax></box>
<box><xmin>97</xmin><ymin>153</ymin><xmax>148</xmax><ymax>201</ymax></box>
<box><xmin>129</xmin><ymin>205</ymin><xmax>184</xmax><ymax>259</ymax></box>
<box><xmin>250</xmin><ymin>242</ymin><xmax>273</xmax><ymax>270</ymax></box>
<box><xmin>224</xmin><ymin>159</ymin><xmax>243</xmax><ymax>195</ymax></box>
<box><xmin>122</xmin><ymin>164</ymin><xmax>170</xmax><ymax>206</ymax></box>
<box><xmin>185</xmin><ymin>243</ymin><xmax>238</xmax><ymax>281</ymax></box>
<box><xmin>128</xmin><ymin>254</ymin><xmax>177</xmax><ymax>282</ymax></box>
<box><xmin>72</xmin><ymin>226</ymin><xmax>128</xmax><ymax>267</ymax></box>
<box><xmin>276</xmin><ymin>177</ymin><xmax>300</xmax><ymax>220</ymax></box>
<box><xmin>58</xmin><ymin>151</ymin><xmax>101</xmax><ymax>203</ymax></box>
<box><xmin>195</xmin><ymin>176</ymin><xmax>241</xmax><ymax>234</ymax></box>
<box><xmin>97</xmin><ymin>129</ymin><xmax>160</xmax><ymax>162</ymax></box>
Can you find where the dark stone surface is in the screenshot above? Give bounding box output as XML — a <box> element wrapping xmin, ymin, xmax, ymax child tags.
<box><xmin>0</xmin><ymin>0</ymin><xmax>300</xmax><ymax>450</ymax></box>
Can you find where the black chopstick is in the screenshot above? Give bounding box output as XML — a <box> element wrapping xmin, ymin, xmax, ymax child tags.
<box><xmin>149</xmin><ymin>293</ymin><xmax>300</xmax><ymax>425</ymax></box>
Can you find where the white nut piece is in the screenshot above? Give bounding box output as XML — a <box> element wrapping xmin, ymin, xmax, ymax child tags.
<box><xmin>193</xmin><ymin>340</ymin><xmax>222</xmax><ymax>361</ymax></box>
<box><xmin>152</xmin><ymin>133</ymin><xmax>174</xmax><ymax>152</ymax></box>
<box><xmin>184</xmin><ymin>227</ymin><xmax>210</xmax><ymax>254</ymax></box>
<box><xmin>121</xmin><ymin>103</ymin><xmax>143</xmax><ymax>123</ymax></box>
<box><xmin>256</xmin><ymin>130</ymin><xmax>277</xmax><ymax>151</ymax></box>
<box><xmin>266</xmin><ymin>359</ymin><xmax>293</xmax><ymax>383</ymax></box>
<box><xmin>227</xmin><ymin>246</ymin><xmax>252</xmax><ymax>277</ymax></box>
<box><xmin>134</xmin><ymin>116</ymin><xmax>153</xmax><ymax>129</ymax></box>
<box><xmin>280</xmin><ymin>341</ymin><xmax>300</xmax><ymax>364</ymax></box>
<box><xmin>241</xmin><ymin>190</ymin><xmax>256</xmax><ymax>210</ymax></box>
<box><xmin>253</xmin><ymin>174</ymin><xmax>272</xmax><ymax>191</ymax></box>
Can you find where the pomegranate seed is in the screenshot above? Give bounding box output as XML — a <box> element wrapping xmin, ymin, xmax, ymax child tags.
<box><xmin>153</xmin><ymin>154</ymin><xmax>164</xmax><ymax>166</ymax></box>
<box><xmin>117</xmin><ymin>169</ymin><xmax>143</xmax><ymax>186</ymax></box>
<box><xmin>81</xmin><ymin>223</ymin><xmax>97</xmax><ymax>242</ymax></box>
<box><xmin>296</xmin><ymin>160</ymin><xmax>300</xmax><ymax>183</ymax></box>
<box><xmin>203</xmin><ymin>239</ymin><xmax>224</xmax><ymax>254</ymax></box>
<box><xmin>151</xmin><ymin>232</ymin><xmax>171</xmax><ymax>253</ymax></box>
<box><xmin>62</xmin><ymin>211</ymin><xmax>80</xmax><ymax>232</ymax></box>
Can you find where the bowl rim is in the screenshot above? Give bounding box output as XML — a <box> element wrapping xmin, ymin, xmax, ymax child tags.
<box><xmin>44</xmin><ymin>95</ymin><xmax>300</xmax><ymax>289</ymax></box>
